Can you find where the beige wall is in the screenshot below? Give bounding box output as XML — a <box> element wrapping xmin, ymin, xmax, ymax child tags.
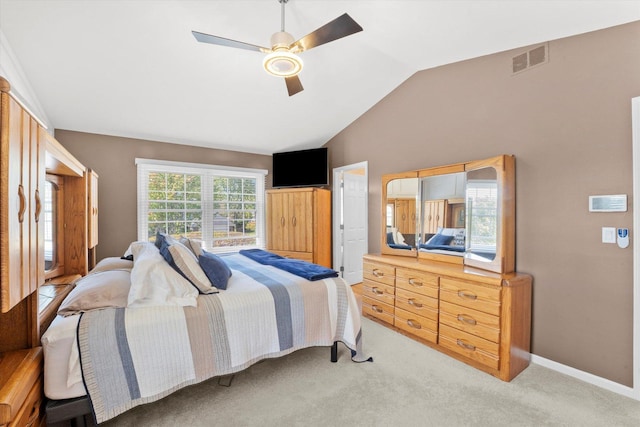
<box><xmin>55</xmin><ymin>130</ymin><xmax>272</xmax><ymax>261</ymax></box>
<box><xmin>325</xmin><ymin>21</ymin><xmax>640</xmax><ymax>385</ymax></box>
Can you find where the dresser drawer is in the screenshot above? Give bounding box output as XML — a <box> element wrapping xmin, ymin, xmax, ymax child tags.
<box><xmin>395</xmin><ymin>307</ymin><xmax>438</xmax><ymax>343</ymax></box>
<box><xmin>440</xmin><ymin>277</ymin><xmax>501</xmax><ymax>316</ymax></box>
<box><xmin>395</xmin><ymin>287</ymin><xmax>438</xmax><ymax>321</ymax></box>
<box><xmin>362</xmin><ymin>280</ymin><xmax>395</xmax><ymax>306</ymax></box>
<box><xmin>9</xmin><ymin>375</ymin><xmax>42</xmax><ymax>427</ymax></box>
<box><xmin>439</xmin><ymin>324</ymin><xmax>499</xmax><ymax>370</ymax></box>
<box><xmin>362</xmin><ymin>295</ymin><xmax>394</xmax><ymax>325</ymax></box>
<box><xmin>439</xmin><ymin>301</ymin><xmax>500</xmax><ymax>343</ymax></box>
<box><xmin>363</xmin><ymin>262</ymin><xmax>395</xmax><ymax>286</ymax></box>
<box><xmin>395</xmin><ymin>268</ymin><xmax>438</xmax><ymax>298</ymax></box>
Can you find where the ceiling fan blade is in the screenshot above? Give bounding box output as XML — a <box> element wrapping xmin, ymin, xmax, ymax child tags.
<box><xmin>285</xmin><ymin>75</ymin><xmax>304</xmax><ymax>96</ymax></box>
<box><xmin>192</xmin><ymin>30</ymin><xmax>269</xmax><ymax>53</ymax></box>
<box><xmin>291</xmin><ymin>13</ymin><xmax>363</xmax><ymax>53</ymax></box>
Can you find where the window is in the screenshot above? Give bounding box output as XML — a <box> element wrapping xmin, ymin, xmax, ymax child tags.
<box><xmin>136</xmin><ymin>159</ymin><xmax>267</xmax><ymax>253</ymax></box>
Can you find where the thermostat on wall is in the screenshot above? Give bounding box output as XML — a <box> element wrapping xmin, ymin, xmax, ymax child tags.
<box><xmin>589</xmin><ymin>194</ymin><xmax>627</xmax><ymax>212</ymax></box>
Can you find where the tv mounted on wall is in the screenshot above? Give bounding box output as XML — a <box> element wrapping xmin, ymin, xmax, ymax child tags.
<box><xmin>272</xmin><ymin>147</ymin><xmax>329</xmax><ymax>188</ymax></box>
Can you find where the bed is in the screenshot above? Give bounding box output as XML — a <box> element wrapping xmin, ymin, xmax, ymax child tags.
<box><xmin>42</xmin><ymin>237</ymin><xmax>369</xmax><ymax>424</ymax></box>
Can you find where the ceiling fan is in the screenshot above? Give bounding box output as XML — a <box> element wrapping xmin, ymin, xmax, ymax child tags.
<box><xmin>192</xmin><ymin>0</ymin><xmax>363</xmax><ymax>96</ymax></box>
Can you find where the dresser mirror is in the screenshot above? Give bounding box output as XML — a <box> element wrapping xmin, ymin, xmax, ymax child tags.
<box><xmin>381</xmin><ymin>171</ymin><xmax>419</xmax><ymax>255</ymax></box>
<box><xmin>381</xmin><ymin>155</ymin><xmax>515</xmax><ymax>274</ymax></box>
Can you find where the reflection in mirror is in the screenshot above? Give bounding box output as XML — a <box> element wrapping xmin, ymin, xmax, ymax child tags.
<box><xmin>465</xmin><ymin>167</ymin><xmax>498</xmax><ymax>262</ymax></box>
<box><xmin>44</xmin><ymin>180</ymin><xmax>56</xmax><ymax>270</ymax></box>
<box><xmin>385</xmin><ymin>178</ymin><xmax>418</xmax><ymax>250</ymax></box>
<box><xmin>44</xmin><ymin>175</ymin><xmax>64</xmax><ymax>278</ymax></box>
<box><xmin>418</xmin><ymin>172</ymin><xmax>466</xmax><ymax>257</ymax></box>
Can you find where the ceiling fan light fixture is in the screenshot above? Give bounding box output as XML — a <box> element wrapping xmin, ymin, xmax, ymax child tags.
<box><xmin>263</xmin><ymin>49</ymin><xmax>303</xmax><ymax>77</ymax></box>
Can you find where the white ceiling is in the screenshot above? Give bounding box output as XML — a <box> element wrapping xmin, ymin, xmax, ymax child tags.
<box><xmin>1</xmin><ymin>1</ymin><xmax>638</xmax><ymax>155</ymax></box>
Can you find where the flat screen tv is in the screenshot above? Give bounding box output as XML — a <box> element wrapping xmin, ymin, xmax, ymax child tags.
<box><xmin>272</xmin><ymin>147</ymin><xmax>328</xmax><ymax>188</ymax></box>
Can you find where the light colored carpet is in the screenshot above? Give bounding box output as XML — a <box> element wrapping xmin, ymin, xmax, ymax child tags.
<box><xmin>102</xmin><ymin>317</ymin><xmax>640</xmax><ymax>426</ymax></box>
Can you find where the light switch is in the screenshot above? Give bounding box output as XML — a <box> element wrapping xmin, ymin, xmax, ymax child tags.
<box><xmin>602</xmin><ymin>227</ymin><xmax>617</xmax><ymax>243</ymax></box>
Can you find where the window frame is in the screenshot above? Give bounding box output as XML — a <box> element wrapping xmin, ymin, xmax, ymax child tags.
<box><xmin>136</xmin><ymin>158</ymin><xmax>267</xmax><ymax>253</ymax></box>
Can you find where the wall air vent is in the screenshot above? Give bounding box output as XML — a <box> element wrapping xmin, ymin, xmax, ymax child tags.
<box><xmin>512</xmin><ymin>43</ymin><xmax>549</xmax><ymax>75</ymax></box>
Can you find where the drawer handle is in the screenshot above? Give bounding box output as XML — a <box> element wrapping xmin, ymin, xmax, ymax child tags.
<box><xmin>372</xmin><ymin>305</ymin><xmax>383</xmax><ymax>314</ymax></box>
<box><xmin>407</xmin><ymin>319</ymin><xmax>422</xmax><ymax>329</ymax></box>
<box><xmin>456</xmin><ymin>339</ymin><xmax>476</xmax><ymax>351</ymax></box>
<box><xmin>372</xmin><ymin>286</ymin><xmax>384</xmax><ymax>295</ymax></box>
<box><xmin>372</xmin><ymin>269</ymin><xmax>384</xmax><ymax>278</ymax></box>
<box><xmin>408</xmin><ymin>298</ymin><xmax>423</xmax><ymax>308</ymax></box>
<box><xmin>457</xmin><ymin>290</ymin><xmax>477</xmax><ymax>300</ymax></box>
<box><xmin>457</xmin><ymin>314</ymin><xmax>477</xmax><ymax>325</ymax></box>
<box><xmin>408</xmin><ymin>278</ymin><xmax>423</xmax><ymax>287</ymax></box>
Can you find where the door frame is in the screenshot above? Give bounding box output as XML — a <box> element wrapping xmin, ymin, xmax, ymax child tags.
<box><xmin>332</xmin><ymin>161</ymin><xmax>368</xmax><ymax>280</ymax></box>
<box><xmin>632</xmin><ymin>96</ymin><xmax>639</xmax><ymax>399</ymax></box>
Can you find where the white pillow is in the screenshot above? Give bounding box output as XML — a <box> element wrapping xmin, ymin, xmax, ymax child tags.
<box><xmin>90</xmin><ymin>257</ymin><xmax>134</xmax><ymax>274</ymax></box>
<box><xmin>58</xmin><ymin>270</ymin><xmax>131</xmax><ymax>316</ymax></box>
<box><xmin>128</xmin><ymin>242</ymin><xmax>198</xmax><ymax>308</ymax></box>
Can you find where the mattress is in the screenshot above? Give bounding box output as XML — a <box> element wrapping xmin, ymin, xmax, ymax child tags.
<box><xmin>41</xmin><ymin>314</ymin><xmax>86</xmax><ymax>399</ymax></box>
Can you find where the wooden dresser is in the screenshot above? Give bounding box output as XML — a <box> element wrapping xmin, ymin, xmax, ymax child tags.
<box><xmin>266</xmin><ymin>187</ymin><xmax>331</xmax><ymax>268</ymax></box>
<box><xmin>363</xmin><ymin>253</ymin><xmax>532</xmax><ymax>382</ymax></box>
<box><xmin>0</xmin><ymin>348</ymin><xmax>44</xmax><ymax>427</ymax></box>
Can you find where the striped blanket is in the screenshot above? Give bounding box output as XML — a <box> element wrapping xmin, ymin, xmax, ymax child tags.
<box><xmin>77</xmin><ymin>253</ymin><xmax>367</xmax><ymax>423</ymax></box>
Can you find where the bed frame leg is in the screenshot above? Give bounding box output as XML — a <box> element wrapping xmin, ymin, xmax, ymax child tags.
<box><xmin>331</xmin><ymin>342</ymin><xmax>338</xmax><ymax>362</ymax></box>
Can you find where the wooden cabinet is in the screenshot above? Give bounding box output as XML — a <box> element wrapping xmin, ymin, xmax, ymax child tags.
<box><xmin>422</xmin><ymin>199</ymin><xmax>445</xmax><ymax>234</ymax></box>
<box><xmin>392</xmin><ymin>198</ymin><xmax>416</xmax><ymax>235</ymax></box>
<box><xmin>87</xmin><ymin>169</ymin><xmax>98</xmax><ymax>250</ymax></box>
<box><xmin>1</xmin><ymin>81</ymin><xmax>45</xmax><ymax>314</ymax></box>
<box><xmin>362</xmin><ymin>254</ymin><xmax>532</xmax><ymax>382</ymax></box>
<box><xmin>0</xmin><ymin>347</ymin><xmax>44</xmax><ymax>427</ymax></box>
<box><xmin>266</xmin><ymin>188</ymin><xmax>331</xmax><ymax>268</ymax></box>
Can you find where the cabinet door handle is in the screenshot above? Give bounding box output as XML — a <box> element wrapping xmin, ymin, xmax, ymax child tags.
<box><xmin>280</xmin><ymin>217</ymin><xmax>285</xmax><ymax>227</ymax></box>
<box><xmin>408</xmin><ymin>278</ymin><xmax>423</xmax><ymax>287</ymax></box>
<box><xmin>408</xmin><ymin>298</ymin><xmax>423</xmax><ymax>308</ymax></box>
<box><xmin>372</xmin><ymin>305</ymin><xmax>383</xmax><ymax>314</ymax></box>
<box><xmin>457</xmin><ymin>314</ymin><xmax>477</xmax><ymax>325</ymax></box>
<box><xmin>372</xmin><ymin>287</ymin><xmax>384</xmax><ymax>295</ymax></box>
<box><xmin>34</xmin><ymin>188</ymin><xmax>42</xmax><ymax>222</ymax></box>
<box><xmin>456</xmin><ymin>339</ymin><xmax>476</xmax><ymax>351</ymax></box>
<box><xmin>407</xmin><ymin>319</ymin><xmax>422</xmax><ymax>329</ymax></box>
<box><xmin>457</xmin><ymin>291</ymin><xmax>477</xmax><ymax>300</ymax></box>
<box><xmin>292</xmin><ymin>216</ymin><xmax>297</xmax><ymax>226</ymax></box>
<box><xmin>18</xmin><ymin>184</ymin><xmax>26</xmax><ymax>223</ymax></box>
<box><xmin>372</xmin><ymin>269</ymin><xmax>384</xmax><ymax>278</ymax></box>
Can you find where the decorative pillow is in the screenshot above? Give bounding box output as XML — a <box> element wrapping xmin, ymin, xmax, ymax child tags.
<box><xmin>386</xmin><ymin>232</ymin><xmax>395</xmax><ymax>245</ymax></box>
<box><xmin>128</xmin><ymin>241</ymin><xmax>198</xmax><ymax>308</ymax></box>
<box><xmin>452</xmin><ymin>228</ymin><xmax>466</xmax><ymax>247</ymax></box>
<box><xmin>427</xmin><ymin>234</ymin><xmax>454</xmax><ymax>246</ymax></box>
<box><xmin>58</xmin><ymin>270</ymin><xmax>131</xmax><ymax>316</ymax></box>
<box><xmin>154</xmin><ymin>231</ymin><xmax>177</xmax><ymax>249</ymax></box>
<box><xmin>168</xmin><ymin>243</ymin><xmax>218</xmax><ymax>294</ymax></box>
<box><xmin>179</xmin><ymin>237</ymin><xmax>203</xmax><ymax>257</ymax></box>
<box><xmin>199</xmin><ymin>251</ymin><xmax>232</xmax><ymax>290</ymax></box>
<box><xmin>90</xmin><ymin>257</ymin><xmax>134</xmax><ymax>274</ymax></box>
<box><xmin>395</xmin><ymin>230</ymin><xmax>406</xmax><ymax>245</ymax></box>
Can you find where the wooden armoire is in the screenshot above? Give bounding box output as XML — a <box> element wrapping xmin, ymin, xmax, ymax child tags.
<box><xmin>266</xmin><ymin>187</ymin><xmax>331</xmax><ymax>268</ymax></box>
<box><xmin>0</xmin><ymin>77</ymin><xmax>96</xmax><ymax>426</ymax></box>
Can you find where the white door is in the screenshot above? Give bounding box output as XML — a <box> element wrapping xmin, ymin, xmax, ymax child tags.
<box><xmin>333</xmin><ymin>162</ymin><xmax>368</xmax><ymax>285</ymax></box>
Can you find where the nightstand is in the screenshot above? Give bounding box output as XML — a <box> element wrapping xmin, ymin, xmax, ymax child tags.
<box><xmin>0</xmin><ymin>347</ymin><xmax>44</xmax><ymax>427</ymax></box>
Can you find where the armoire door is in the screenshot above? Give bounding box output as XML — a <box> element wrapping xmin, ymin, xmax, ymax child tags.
<box><xmin>287</xmin><ymin>190</ymin><xmax>313</xmax><ymax>253</ymax></box>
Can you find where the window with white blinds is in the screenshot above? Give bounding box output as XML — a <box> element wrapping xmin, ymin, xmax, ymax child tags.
<box><xmin>136</xmin><ymin>158</ymin><xmax>267</xmax><ymax>253</ymax></box>
<box><xmin>466</xmin><ymin>181</ymin><xmax>498</xmax><ymax>251</ymax></box>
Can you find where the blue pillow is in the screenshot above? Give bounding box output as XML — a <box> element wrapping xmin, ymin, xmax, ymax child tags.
<box><xmin>386</xmin><ymin>232</ymin><xmax>395</xmax><ymax>244</ymax></box>
<box><xmin>428</xmin><ymin>234</ymin><xmax>454</xmax><ymax>246</ymax></box>
<box><xmin>199</xmin><ymin>251</ymin><xmax>232</xmax><ymax>290</ymax></box>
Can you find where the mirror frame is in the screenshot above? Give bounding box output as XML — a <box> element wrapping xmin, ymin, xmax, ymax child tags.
<box><xmin>380</xmin><ymin>155</ymin><xmax>515</xmax><ymax>274</ymax></box>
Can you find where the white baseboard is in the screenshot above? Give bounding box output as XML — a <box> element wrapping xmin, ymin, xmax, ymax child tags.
<box><xmin>531</xmin><ymin>354</ymin><xmax>638</xmax><ymax>400</ymax></box>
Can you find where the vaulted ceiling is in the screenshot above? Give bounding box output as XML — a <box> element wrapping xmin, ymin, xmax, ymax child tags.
<box><xmin>1</xmin><ymin>1</ymin><xmax>638</xmax><ymax>154</ymax></box>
